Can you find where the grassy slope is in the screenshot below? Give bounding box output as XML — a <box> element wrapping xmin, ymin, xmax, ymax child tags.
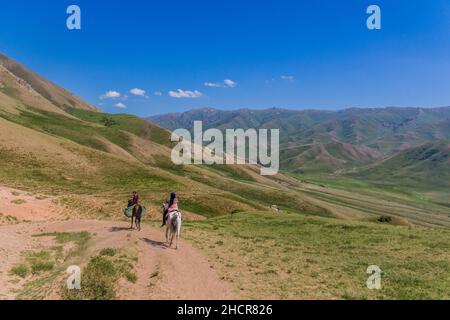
<box><xmin>1</xmin><ymin>104</ymin><xmax>449</xmax><ymax>225</ymax></box>
<box><xmin>0</xmin><ymin>52</ymin><xmax>97</xmax><ymax>111</ymax></box>
<box><xmin>0</xmin><ymin>105</ymin><xmax>327</xmax><ymax>219</ymax></box>
<box><xmin>183</xmin><ymin>212</ymin><xmax>450</xmax><ymax>299</ymax></box>
<box><xmin>350</xmin><ymin>142</ymin><xmax>450</xmax><ymax>205</ymax></box>
<box><xmin>285</xmin><ymin>174</ymin><xmax>450</xmax><ymax>227</ymax></box>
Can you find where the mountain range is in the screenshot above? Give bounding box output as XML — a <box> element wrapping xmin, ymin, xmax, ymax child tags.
<box><xmin>149</xmin><ymin>107</ymin><xmax>450</xmax><ymax>198</ymax></box>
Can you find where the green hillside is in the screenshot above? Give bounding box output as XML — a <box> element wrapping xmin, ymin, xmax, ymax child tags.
<box><xmin>0</xmin><ymin>53</ymin><xmax>97</xmax><ymax>112</ymax></box>
<box><xmin>149</xmin><ymin>107</ymin><xmax>450</xmax><ymax>174</ymax></box>
<box><xmin>0</xmin><ymin>106</ymin><xmax>326</xmax><ymax>218</ymax></box>
<box><xmin>184</xmin><ymin>212</ymin><xmax>450</xmax><ymax>299</ymax></box>
<box><xmin>150</xmin><ymin>107</ymin><xmax>450</xmax><ymax>201</ymax></box>
<box><xmin>352</xmin><ymin>142</ymin><xmax>450</xmax><ymax>205</ymax></box>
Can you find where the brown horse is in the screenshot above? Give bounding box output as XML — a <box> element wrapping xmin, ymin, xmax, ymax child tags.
<box><xmin>130</xmin><ymin>204</ymin><xmax>143</xmax><ymax>231</ymax></box>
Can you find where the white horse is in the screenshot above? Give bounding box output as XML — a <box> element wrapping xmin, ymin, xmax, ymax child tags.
<box><xmin>163</xmin><ymin>205</ymin><xmax>182</xmax><ymax>249</ymax></box>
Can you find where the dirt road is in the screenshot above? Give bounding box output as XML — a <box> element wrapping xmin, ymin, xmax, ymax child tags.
<box><xmin>0</xmin><ymin>219</ymin><xmax>238</xmax><ymax>300</ymax></box>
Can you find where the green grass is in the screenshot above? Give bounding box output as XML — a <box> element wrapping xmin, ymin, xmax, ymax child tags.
<box><xmin>65</xmin><ymin>107</ymin><xmax>172</xmax><ymax>147</ymax></box>
<box><xmin>125</xmin><ymin>271</ymin><xmax>138</xmax><ymax>284</ymax></box>
<box><xmin>10</xmin><ymin>199</ymin><xmax>26</xmax><ymax>205</ymax></box>
<box><xmin>33</xmin><ymin>232</ymin><xmax>91</xmax><ymax>261</ymax></box>
<box><xmin>294</xmin><ymin>174</ymin><xmax>427</xmax><ymax>202</ymax></box>
<box><xmin>15</xmin><ymin>232</ymin><xmax>92</xmax><ymax>299</ymax></box>
<box><xmin>286</xmin><ymin>173</ymin><xmax>450</xmax><ymax>226</ymax></box>
<box><xmin>0</xmin><ymin>213</ymin><xmax>19</xmax><ymax>224</ymax></box>
<box><xmin>31</xmin><ymin>262</ymin><xmax>54</xmax><ymax>274</ymax></box>
<box><xmin>62</xmin><ymin>250</ymin><xmax>138</xmax><ymax>300</ymax></box>
<box><xmin>63</xmin><ymin>255</ymin><xmax>117</xmax><ymax>300</ymax></box>
<box><xmin>184</xmin><ymin>212</ymin><xmax>450</xmax><ymax>299</ymax></box>
<box><xmin>0</xmin><ymin>140</ymin><xmax>180</xmax><ymax>199</ymax></box>
<box><xmin>13</xmin><ymin>250</ymin><xmax>56</xmax><ymax>276</ymax></box>
<box><xmin>1</xmin><ymin>107</ymin><xmax>126</xmax><ymax>152</ymax></box>
<box><xmin>10</xmin><ymin>264</ymin><xmax>30</xmax><ymax>278</ymax></box>
<box><xmin>35</xmin><ymin>231</ymin><xmax>90</xmax><ymax>245</ymax></box>
<box><xmin>349</xmin><ymin>142</ymin><xmax>450</xmax><ymax>201</ymax></box>
<box><xmin>99</xmin><ymin>248</ymin><xmax>117</xmax><ymax>257</ymax></box>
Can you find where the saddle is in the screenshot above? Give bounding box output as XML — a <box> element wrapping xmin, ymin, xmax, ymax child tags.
<box><xmin>123</xmin><ymin>205</ymin><xmax>147</xmax><ymax>218</ymax></box>
<box><xmin>165</xmin><ymin>211</ymin><xmax>181</xmax><ymax>226</ymax></box>
<box><xmin>166</xmin><ymin>210</ymin><xmax>180</xmax><ymax>217</ymax></box>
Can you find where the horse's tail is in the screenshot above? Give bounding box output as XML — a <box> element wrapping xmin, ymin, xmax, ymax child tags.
<box><xmin>170</xmin><ymin>213</ymin><xmax>178</xmax><ymax>227</ymax></box>
<box><xmin>177</xmin><ymin>216</ymin><xmax>182</xmax><ymax>237</ymax></box>
<box><xmin>173</xmin><ymin>214</ymin><xmax>182</xmax><ymax>236</ymax></box>
<box><xmin>171</xmin><ymin>215</ymin><xmax>177</xmax><ymax>229</ymax></box>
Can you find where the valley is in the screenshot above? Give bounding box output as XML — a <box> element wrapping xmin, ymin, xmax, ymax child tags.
<box><xmin>1</xmin><ymin>52</ymin><xmax>450</xmax><ymax>299</ymax></box>
<box><xmin>150</xmin><ymin>107</ymin><xmax>450</xmax><ymax>206</ymax></box>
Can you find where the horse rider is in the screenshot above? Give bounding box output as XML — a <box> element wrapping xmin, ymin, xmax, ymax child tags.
<box><xmin>162</xmin><ymin>192</ymin><xmax>178</xmax><ymax>227</ymax></box>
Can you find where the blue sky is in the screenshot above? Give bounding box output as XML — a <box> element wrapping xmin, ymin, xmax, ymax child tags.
<box><xmin>1</xmin><ymin>0</ymin><xmax>450</xmax><ymax>116</ymax></box>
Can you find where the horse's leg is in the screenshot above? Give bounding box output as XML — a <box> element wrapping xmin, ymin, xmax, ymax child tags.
<box><xmin>170</xmin><ymin>227</ymin><xmax>174</xmax><ymax>248</ymax></box>
<box><xmin>130</xmin><ymin>216</ymin><xmax>134</xmax><ymax>229</ymax></box>
<box><xmin>135</xmin><ymin>206</ymin><xmax>141</xmax><ymax>231</ymax></box>
<box><xmin>176</xmin><ymin>219</ymin><xmax>181</xmax><ymax>249</ymax></box>
<box><xmin>165</xmin><ymin>225</ymin><xmax>169</xmax><ymax>244</ymax></box>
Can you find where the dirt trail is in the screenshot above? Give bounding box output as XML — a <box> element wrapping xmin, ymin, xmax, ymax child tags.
<box><xmin>0</xmin><ymin>186</ymin><xmax>63</xmax><ymax>223</ymax></box>
<box><xmin>0</xmin><ymin>220</ymin><xmax>238</xmax><ymax>300</ymax></box>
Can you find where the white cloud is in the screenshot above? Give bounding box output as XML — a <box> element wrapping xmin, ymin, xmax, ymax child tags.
<box><xmin>223</xmin><ymin>79</ymin><xmax>237</xmax><ymax>88</ymax></box>
<box><xmin>169</xmin><ymin>89</ymin><xmax>203</xmax><ymax>99</ymax></box>
<box><xmin>130</xmin><ymin>88</ymin><xmax>146</xmax><ymax>96</ymax></box>
<box><xmin>115</xmin><ymin>102</ymin><xmax>127</xmax><ymax>109</ymax></box>
<box><xmin>281</xmin><ymin>75</ymin><xmax>295</xmax><ymax>82</ymax></box>
<box><xmin>154</xmin><ymin>91</ymin><xmax>163</xmax><ymax>96</ymax></box>
<box><xmin>204</xmin><ymin>82</ymin><xmax>223</xmax><ymax>88</ymax></box>
<box><xmin>204</xmin><ymin>79</ymin><xmax>237</xmax><ymax>88</ymax></box>
<box><xmin>100</xmin><ymin>90</ymin><xmax>121</xmax><ymax>100</ymax></box>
